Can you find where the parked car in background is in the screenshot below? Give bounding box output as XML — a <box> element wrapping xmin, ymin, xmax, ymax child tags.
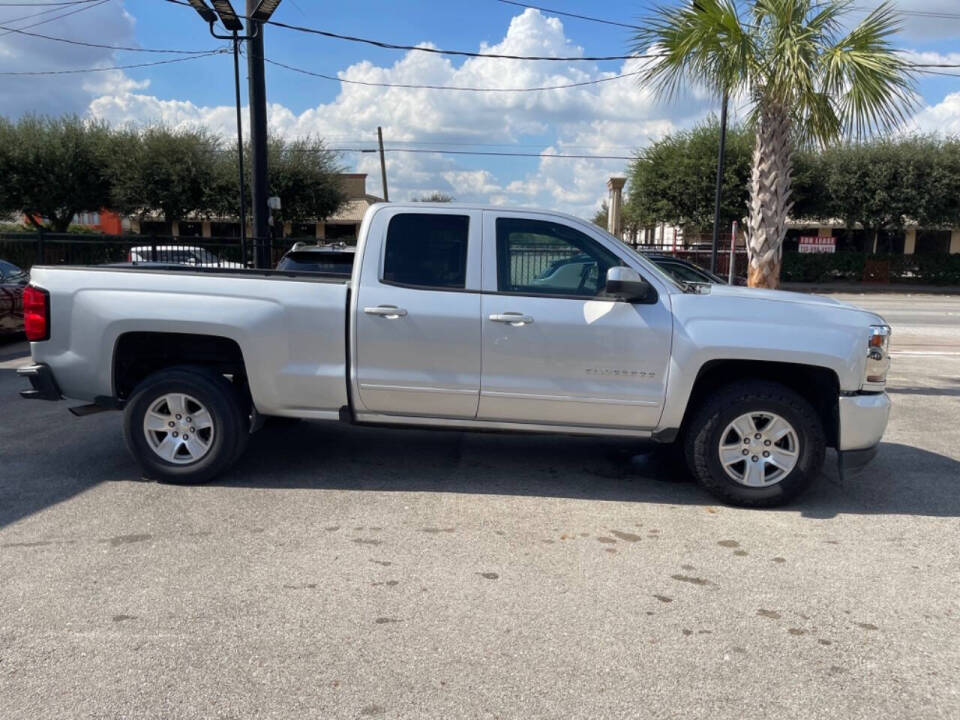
<box><xmin>20</xmin><ymin>203</ymin><xmax>891</xmax><ymax>507</ymax></box>
<box><xmin>128</xmin><ymin>246</ymin><xmax>243</xmax><ymax>269</ymax></box>
<box><xmin>275</xmin><ymin>242</ymin><xmax>356</xmax><ymax>276</ymax></box>
<box><xmin>646</xmin><ymin>254</ymin><xmax>735</xmax><ymax>285</ymax></box>
<box><xmin>0</xmin><ymin>259</ymin><xmax>28</xmax><ymax>336</ymax></box>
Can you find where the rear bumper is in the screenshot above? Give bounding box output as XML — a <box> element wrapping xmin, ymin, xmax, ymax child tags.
<box><xmin>18</xmin><ymin>363</ymin><xmax>61</xmax><ymax>401</ymax></box>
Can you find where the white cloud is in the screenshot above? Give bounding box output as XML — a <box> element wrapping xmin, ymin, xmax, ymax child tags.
<box><xmin>0</xmin><ymin>2</ymin><xmax>138</xmax><ymax>117</ymax></box>
<box><xmin>881</xmin><ymin>0</ymin><xmax>960</xmax><ymax>40</ymax></box>
<box><xmin>908</xmin><ymin>92</ymin><xmax>960</xmax><ymax>135</ymax></box>
<box><xmin>87</xmin><ymin>9</ymin><xmax>717</xmax><ymax>217</ymax></box>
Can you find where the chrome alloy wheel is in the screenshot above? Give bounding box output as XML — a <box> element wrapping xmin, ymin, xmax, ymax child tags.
<box><xmin>142</xmin><ymin>393</ymin><xmax>215</xmax><ymax>465</ymax></box>
<box><xmin>718</xmin><ymin>411</ymin><xmax>799</xmax><ymax>487</ymax></box>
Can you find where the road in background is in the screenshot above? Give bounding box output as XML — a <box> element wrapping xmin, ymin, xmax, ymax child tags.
<box><xmin>1</xmin><ymin>294</ymin><xmax>958</xmax><ymax>719</ymax></box>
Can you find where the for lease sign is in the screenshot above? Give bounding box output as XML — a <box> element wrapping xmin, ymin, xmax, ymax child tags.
<box><xmin>798</xmin><ymin>235</ymin><xmax>836</xmax><ymax>254</ymax></box>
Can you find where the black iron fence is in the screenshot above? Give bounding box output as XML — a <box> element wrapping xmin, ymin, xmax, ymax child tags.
<box><xmin>0</xmin><ymin>232</ymin><xmax>297</xmax><ymax>272</ymax></box>
<box><xmin>509</xmin><ymin>247</ymin><xmax>580</xmax><ymax>285</ymax></box>
<box><xmin>632</xmin><ymin>241</ymin><xmax>749</xmax><ymax>280</ymax></box>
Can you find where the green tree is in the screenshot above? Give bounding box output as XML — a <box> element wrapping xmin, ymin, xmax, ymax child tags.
<box><xmin>0</xmin><ymin>118</ymin><xmax>16</xmax><ymax>221</ymax></box>
<box><xmin>625</xmin><ymin>119</ymin><xmax>754</xmax><ymax>232</ymax></box>
<box><xmin>111</xmin><ymin>126</ymin><xmax>221</xmax><ymax>223</ymax></box>
<box><xmin>633</xmin><ymin>0</ymin><xmax>915</xmax><ymax>287</ymax></box>
<box><xmin>591</xmin><ymin>200</ymin><xmax>609</xmax><ymax>228</ymax></box>
<box><xmin>5</xmin><ymin>115</ymin><xmax>114</xmax><ymax>232</ymax></box>
<box><xmin>412</xmin><ymin>192</ymin><xmax>455</xmax><ymax>202</ymax></box>
<box><xmin>803</xmin><ymin>136</ymin><xmax>960</xmax><ymax>251</ymax></box>
<box><xmin>267</xmin><ymin>136</ymin><xmax>345</xmax><ymax>223</ymax></box>
<box><xmin>208</xmin><ymin>136</ymin><xmax>345</xmax><ymax>224</ymax></box>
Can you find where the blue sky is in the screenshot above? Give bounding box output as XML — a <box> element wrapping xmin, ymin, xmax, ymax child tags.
<box><xmin>3</xmin><ymin>1</ymin><xmax>960</xmax><ymax>217</ymax></box>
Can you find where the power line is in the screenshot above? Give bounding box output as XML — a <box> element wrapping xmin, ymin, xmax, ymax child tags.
<box><xmin>0</xmin><ymin>0</ymin><xmax>97</xmax><ymax>24</ymax></box>
<box><xmin>331</xmin><ymin>147</ymin><xmax>633</xmax><ymax>160</ymax></box>
<box><xmin>0</xmin><ymin>21</ymin><xmax>217</xmax><ymax>53</ymax></box>
<box><xmin>266</xmin><ymin>57</ymin><xmax>642</xmax><ymax>92</ymax></box>
<box><xmin>0</xmin><ymin>0</ymin><xmax>109</xmax><ymax>39</ymax></box>
<box><xmin>323</xmin><ymin>137</ymin><xmax>639</xmax><ymax>151</ymax></box>
<box><xmin>163</xmin><ymin>0</ymin><xmax>636</xmax><ymax>61</ymax></box>
<box><xmin>264</xmin><ymin>19</ymin><xmax>638</xmax><ymax>61</ymax></box>
<box><xmin>852</xmin><ymin>5</ymin><xmax>960</xmax><ymax>21</ymax></box>
<box><xmin>0</xmin><ymin>49</ymin><xmax>226</xmax><ymax>75</ymax></box>
<box><xmin>495</xmin><ymin>0</ymin><xmax>640</xmax><ymax>30</ymax></box>
<box><xmin>0</xmin><ymin>0</ymin><xmax>100</xmax><ymax>5</ymax></box>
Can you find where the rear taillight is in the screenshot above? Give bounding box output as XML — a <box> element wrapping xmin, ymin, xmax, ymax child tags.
<box><xmin>23</xmin><ymin>286</ymin><xmax>50</xmax><ymax>341</ymax></box>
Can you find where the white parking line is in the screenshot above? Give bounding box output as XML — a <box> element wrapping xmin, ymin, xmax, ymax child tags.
<box><xmin>891</xmin><ymin>350</ymin><xmax>960</xmax><ymax>357</ymax></box>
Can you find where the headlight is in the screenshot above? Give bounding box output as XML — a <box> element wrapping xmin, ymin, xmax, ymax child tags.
<box><xmin>864</xmin><ymin>325</ymin><xmax>891</xmax><ymax>387</ymax></box>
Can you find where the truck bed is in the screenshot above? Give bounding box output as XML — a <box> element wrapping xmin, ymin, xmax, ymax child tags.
<box><xmin>27</xmin><ymin>264</ymin><xmax>352</xmax><ymax>419</ymax></box>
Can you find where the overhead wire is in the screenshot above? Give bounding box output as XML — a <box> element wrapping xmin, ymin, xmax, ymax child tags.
<box><xmin>328</xmin><ymin>147</ymin><xmax>633</xmax><ymax>160</ymax></box>
<box><xmin>265</xmin><ymin>57</ymin><xmax>643</xmax><ymax>92</ymax></box>
<box><xmin>0</xmin><ymin>49</ymin><xmax>227</xmax><ymax>75</ymax></box>
<box><xmin>0</xmin><ymin>0</ymin><xmax>109</xmax><ymax>38</ymax></box>
<box><xmin>495</xmin><ymin>0</ymin><xmax>640</xmax><ymax>29</ymax></box>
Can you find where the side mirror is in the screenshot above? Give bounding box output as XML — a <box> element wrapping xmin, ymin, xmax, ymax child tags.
<box><xmin>605</xmin><ymin>266</ymin><xmax>655</xmax><ymax>302</ymax></box>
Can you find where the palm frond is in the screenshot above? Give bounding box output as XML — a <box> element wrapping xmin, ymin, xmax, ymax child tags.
<box><xmin>631</xmin><ymin>0</ymin><xmax>754</xmax><ymax>103</ymax></box>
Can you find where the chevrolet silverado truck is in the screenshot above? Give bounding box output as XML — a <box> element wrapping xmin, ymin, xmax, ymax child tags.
<box><xmin>18</xmin><ymin>203</ymin><xmax>892</xmax><ymax>506</ymax></box>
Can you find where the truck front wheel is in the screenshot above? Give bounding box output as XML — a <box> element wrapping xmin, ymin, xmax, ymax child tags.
<box><xmin>122</xmin><ymin>366</ymin><xmax>248</xmax><ymax>484</ymax></box>
<box><xmin>684</xmin><ymin>380</ymin><xmax>825</xmax><ymax>507</ymax></box>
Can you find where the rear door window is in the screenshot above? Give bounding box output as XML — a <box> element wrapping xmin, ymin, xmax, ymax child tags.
<box><xmin>382</xmin><ymin>213</ymin><xmax>469</xmax><ymax>289</ymax></box>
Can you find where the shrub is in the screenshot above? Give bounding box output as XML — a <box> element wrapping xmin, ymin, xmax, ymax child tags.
<box><xmin>782</xmin><ymin>252</ymin><xmax>960</xmax><ymax>284</ymax></box>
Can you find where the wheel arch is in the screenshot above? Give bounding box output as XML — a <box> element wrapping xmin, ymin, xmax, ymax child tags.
<box><xmin>679</xmin><ymin>360</ymin><xmax>840</xmax><ymax>448</ymax></box>
<box><xmin>113</xmin><ymin>331</ymin><xmax>248</xmax><ymax>401</ymax></box>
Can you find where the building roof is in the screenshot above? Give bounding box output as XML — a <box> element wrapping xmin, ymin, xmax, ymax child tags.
<box><xmin>325</xmin><ymin>195</ymin><xmax>382</xmax><ymax>225</ymax></box>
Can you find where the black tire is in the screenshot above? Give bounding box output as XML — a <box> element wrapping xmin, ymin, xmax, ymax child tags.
<box><xmin>683</xmin><ymin>380</ymin><xmax>825</xmax><ymax>507</ymax></box>
<box><xmin>123</xmin><ymin>365</ymin><xmax>249</xmax><ymax>484</ymax></box>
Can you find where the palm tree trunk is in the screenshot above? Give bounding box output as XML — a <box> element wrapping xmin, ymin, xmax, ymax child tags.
<box><xmin>746</xmin><ymin>104</ymin><xmax>793</xmax><ymax>289</ymax></box>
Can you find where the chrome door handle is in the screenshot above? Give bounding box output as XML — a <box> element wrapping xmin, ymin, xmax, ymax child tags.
<box><xmin>364</xmin><ymin>305</ymin><xmax>408</xmax><ymax>318</ymax></box>
<box><xmin>489</xmin><ymin>312</ymin><xmax>534</xmax><ymax>326</ymax></box>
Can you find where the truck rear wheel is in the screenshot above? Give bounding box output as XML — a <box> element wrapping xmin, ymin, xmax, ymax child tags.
<box><xmin>122</xmin><ymin>366</ymin><xmax>248</xmax><ymax>484</ymax></box>
<box><xmin>683</xmin><ymin>380</ymin><xmax>825</xmax><ymax>507</ymax></box>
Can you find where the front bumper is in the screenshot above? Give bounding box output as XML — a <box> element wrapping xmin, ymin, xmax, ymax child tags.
<box><xmin>838</xmin><ymin>392</ymin><xmax>891</xmax><ymax>451</ymax></box>
<box><xmin>836</xmin><ymin>392</ymin><xmax>889</xmax><ymax>475</ymax></box>
<box><xmin>18</xmin><ymin>363</ymin><xmax>61</xmax><ymax>401</ymax></box>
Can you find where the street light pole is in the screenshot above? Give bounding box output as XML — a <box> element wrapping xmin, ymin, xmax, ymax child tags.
<box><xmin>710</xmin><ymin>91</ymin><xmax>729</xmax><ymax>274</ymax></box>
<box><xmin>204</xmin><ymin>22</ymin><xmax>258</xmax><ymax>267</ymax></box>
<box><xmin>231</xmin><ymin>31</ymin><xmax>248</xmax><ymax>266</ymax></box>
<box><xmin>186</xmin><ymin>1</ymin><xmax>282</xmax><ymax>269</ymax></box>
<box><xmin>247</xmin><ymin>0</ymin><xmax>270</xmax><ymax>269</ymax></box>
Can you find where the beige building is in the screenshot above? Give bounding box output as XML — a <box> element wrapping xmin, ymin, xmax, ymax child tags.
<box><xmin>311</xmin><ymin>173</ymin><xmax>383</xmax><ymax>243</ymax></box>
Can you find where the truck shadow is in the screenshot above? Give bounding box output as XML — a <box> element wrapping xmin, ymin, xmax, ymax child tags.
<box><xmin>215</xmin><ymin>420</ymin><xmax>960</xmax><ymax>519</ymax></box>
<box><xmin>3</xmin><ymin>399</ymin><xmax>960</xmax><ymax>528</ymax></box>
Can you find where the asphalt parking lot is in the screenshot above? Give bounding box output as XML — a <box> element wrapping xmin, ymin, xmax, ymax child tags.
<box><xmin>1</xmin><ymin>292</ymin><xmax>958</xmax><ymax>720</ymax></box>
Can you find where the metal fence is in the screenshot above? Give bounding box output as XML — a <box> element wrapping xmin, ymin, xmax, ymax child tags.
<box><xmin>632</xmin><ymin>241</ymin><xmax>749</xmax><ymax>280</ymax></box>
<box><xmin>0</xmin><ymin>232</ymin><xmax>751</xmax><ymax>282</ymax></box>
<box><xmin>509</xmin><ymin>247</ymin><xmax>581</xmax><ymax>285</ymax></box>
<box><xmin>0</xmin><ymin>232</ymin><xmax>297</xmax><ymax>272</ymax></box>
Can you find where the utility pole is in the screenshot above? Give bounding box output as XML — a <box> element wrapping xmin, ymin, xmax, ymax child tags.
<box><xmin>247</xmin><ymin>0</ymin><xmax>270</xmax><ymax>268</ymax></box>
<box><xmin>377</xmin><ymin>126</ymin><xmax>389</xmax><ymax>201</ymax></box>
<box><xmin>710</xmin><ymin>91</ymin><xmax>729</xmax><ymax>274</ymax></box>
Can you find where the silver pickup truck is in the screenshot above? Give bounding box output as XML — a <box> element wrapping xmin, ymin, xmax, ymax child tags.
<box><xmin>19</xmin><ymin>203</ymin><xmax>891</xmax><ymax>506</ymax></box>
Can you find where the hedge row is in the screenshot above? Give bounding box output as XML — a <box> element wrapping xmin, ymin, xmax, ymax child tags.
<box><xmin>781</xmin><ymin>252</ymin><xmax>960</xmax><ymax>285</ymax></box>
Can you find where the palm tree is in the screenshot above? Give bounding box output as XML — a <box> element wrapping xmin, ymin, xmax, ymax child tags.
<box><xmin>632</xmin><ymin>0</ymin><xmax>915</xmax><ymax>288</ymax></box>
